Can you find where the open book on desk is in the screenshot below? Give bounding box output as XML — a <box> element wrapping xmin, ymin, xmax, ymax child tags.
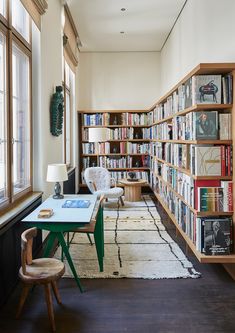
<box><xmin>62</xmin><ymin>200</ymin><xmax>91</xmax><ymax>208</ymax></box>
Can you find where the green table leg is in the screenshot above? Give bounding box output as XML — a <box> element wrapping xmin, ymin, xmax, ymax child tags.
<box><xmin>57</xmin><ymin>232</ymin><xmax>83</xmax><ymax>292</ymax></box>
<box><xmin>94</xmin><ymin>207</ymin><xmax>104</xmax><ymax>272</ymax></box>
<box><xmin>43</xmin><ymin>232</ymin><xmax>57</xmax><ymax>258</ymax></box>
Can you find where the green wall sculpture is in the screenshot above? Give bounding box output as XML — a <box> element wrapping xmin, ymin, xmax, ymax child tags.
<box><xmin>50</xmin><ymin>85</ymin><xmax>64</xmax><ymax>136</ymax></box>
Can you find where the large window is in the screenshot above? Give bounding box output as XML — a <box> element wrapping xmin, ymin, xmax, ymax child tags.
<box><xmin>0</xmin><ymin>29</ymin><xmax>7</xmax><ymax>204</ymax></box>
<box><xmin>64</xmin><ymin>60</ymin><xmax>75</xmax><ymax>167</ymax></box>
<box><xmin>0</xmin><ymin>0</ymin><xmax>32</xmax><ymax>210</ymax></box>
<box><xmin>12</xmin><ymin>42</ymin><xmax>30</xmax><ymax>195</ymax></box>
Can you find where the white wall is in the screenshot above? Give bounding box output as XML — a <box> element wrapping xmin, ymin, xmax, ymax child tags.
<box><xmin>33</xmin><ymin>0</ymin><xmax>63</xmax><ymax>198</ymax></box>
<box><xmin>160</xmin><ymin>0</ymin><xmax>235</xmax><ymax>95</ymax></box>
<box><xmin>78</xmin><ymin>52</ymin><xmax>161</xmax><ymax>110</ymax></box>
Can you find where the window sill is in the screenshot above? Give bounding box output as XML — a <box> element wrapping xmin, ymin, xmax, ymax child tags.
<box><xmin>0</xmin><ymin>191</ymin><xmax>43</xmax><ymax>230</ymax></box>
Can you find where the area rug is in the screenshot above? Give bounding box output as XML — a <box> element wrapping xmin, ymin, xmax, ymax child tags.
<box><xmin>54</xmin><ymin>195</ymin><xmax>201</xmax><ymax>279</ymax></box>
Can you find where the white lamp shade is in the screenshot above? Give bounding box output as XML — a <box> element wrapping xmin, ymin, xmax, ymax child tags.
<box><xmin>88</xmin><ymin>128</ymin><xmax>107</xmax><ymax>142</ymax></box>
<box><xmin>46</xmin><ymin>164</ymin><xmax>68</xmax><ymax>182</ymax></box>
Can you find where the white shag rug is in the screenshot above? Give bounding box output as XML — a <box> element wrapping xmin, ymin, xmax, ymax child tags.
<box><xmin>54</xmin><ymin>195</ymin><xmax>201</xmax><ymax>279</ymax></box>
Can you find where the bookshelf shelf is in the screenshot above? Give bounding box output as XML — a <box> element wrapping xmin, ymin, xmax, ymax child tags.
<box><xmin>152</xmin><ymin>104</ymin><xmax>232</xmax><ymax>126</ymax></box>
<box><xmin>82</xmin><ymin>125</ymin><xmax>150</xmax><ymax>128</ymax></box>
<box><xmin>153</xmin><ymin>157</ymin><xmax>233</xmax><ymax>180</ymax></box>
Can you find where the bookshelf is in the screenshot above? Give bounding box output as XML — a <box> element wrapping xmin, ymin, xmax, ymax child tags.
<box><xmin>77</xmin><ymin>63</ymin><xmax>235</xmax><ymax>275</ymax></box>
<box><xmin>149</xmin><ymin>63</ymin><xmax>235</xmax><ymax>268</ymax></box>
<box><xmin>77</xmin><ymin>110</ymin><xmax>151</xmax><ymax>186</ymax></box>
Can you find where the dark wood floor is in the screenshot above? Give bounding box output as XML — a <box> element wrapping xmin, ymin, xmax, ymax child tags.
<box><xmin>1</xmin><ymin>198</ymin><xmax>235</xmax><ymax>333</ymax></box>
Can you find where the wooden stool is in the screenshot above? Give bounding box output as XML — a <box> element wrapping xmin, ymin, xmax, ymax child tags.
<box><xmin>17</xmin><ymin>227</ymin><xmax>65</xmax><ymax>332</ymax></box>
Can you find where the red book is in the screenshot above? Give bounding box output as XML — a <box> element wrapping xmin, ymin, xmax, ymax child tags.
<box><xmin>194</xmin><ymin>180</ymin><xmax>221</xmax><ymax>210</ymax></box>
<box><xmin>227</xmin><ymin>146</ymin><xmax>231</xmax><ymax>176</ymax></box>
<box><xmin>221</xmin><ymin>145</ymin><xmax>226</xmax><ymax>176</ymax></box>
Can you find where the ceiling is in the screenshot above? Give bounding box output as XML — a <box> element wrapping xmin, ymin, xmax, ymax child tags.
<box><xmin>67</xmin><ymin>0</ymin><xmax>187</xmax><ymax>52</ymax></box>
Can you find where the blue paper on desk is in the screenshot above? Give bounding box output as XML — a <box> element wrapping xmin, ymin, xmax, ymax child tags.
<box><xmin>62</xmin><ymin>200</ymin><xmax>91</xmax><ymax>208</ymax></box>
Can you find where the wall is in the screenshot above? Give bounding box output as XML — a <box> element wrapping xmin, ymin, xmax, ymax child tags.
<box><xmin>78</xmin><ymin>52</ymin><xmax>161</xmax><ymax>110</ymax></box>
<box><xmin>33</xmin><ymin>0</ymin><xmax>64</xmax><ymax>198</ymax></box>
<box><xmin>160</xmin><ymin>0</ymin><xmax>235</xmax><ymax>94</ymax></box>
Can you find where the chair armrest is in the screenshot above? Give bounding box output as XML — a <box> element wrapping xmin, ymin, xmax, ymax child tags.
<box><xmin>110</xmin><ymin>177</ymin><xmax>116</xmax><ymax>187</ymax></box>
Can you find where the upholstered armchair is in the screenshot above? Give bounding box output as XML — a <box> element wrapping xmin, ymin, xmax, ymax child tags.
<box><xmin>84</xmin><ymin>167</ymin><xmax>124</xmax><ymax>206</ymax></box>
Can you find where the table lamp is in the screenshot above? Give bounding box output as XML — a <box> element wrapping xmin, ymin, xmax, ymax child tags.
<box><xmin>46</xmin><ymin>164</ymin><xmax>68</xmax><ymax>199</ymax></box>
<box><xmin>88</xmin><ymin>128</ymin><xmax>107</xmax><ymax>166</ymax></box>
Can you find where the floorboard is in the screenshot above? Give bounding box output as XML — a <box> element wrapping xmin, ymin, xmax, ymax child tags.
<box><xmin>1</xmin><ymin>196</ymin><xmax>235</xmax><ymax>333</ymax></box>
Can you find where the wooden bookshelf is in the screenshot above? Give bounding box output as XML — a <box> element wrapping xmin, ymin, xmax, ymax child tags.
<box><xmin>78</xmin><ymin>110</ymin><xmax>151</xmax><ymax>185</ymax></box>
<box><xmin>149</xmin><ymin>63</ymin><xmax>235</xmax><ymax>270</ymax></box>
<box><xmin>77</xmin><ymin>63</ymin><xmax>235</xmax><ymax>275</ymax></box>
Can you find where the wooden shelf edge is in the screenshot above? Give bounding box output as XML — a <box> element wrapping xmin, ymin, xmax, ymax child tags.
<box><xmin>153</xmin><ymin>190</ymin><xmax>235</xmax><ymax>264</ymax></box>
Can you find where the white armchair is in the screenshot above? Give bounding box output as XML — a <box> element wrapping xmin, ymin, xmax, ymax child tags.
<box><xmin>84</xmin><ymin>167</ymin><xmax>124</xmax><ymax>206</ymax></box>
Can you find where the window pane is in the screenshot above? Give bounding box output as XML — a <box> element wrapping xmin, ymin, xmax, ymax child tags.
<box><xmin>0</xmin><ymin>0</ymin><xmax>6</xmax><ymax>17</ymax></box>
<box><xmin>65</xmin><ymin>61</ymin><xmax>70</xmax><ymax>88</ymax></box>
<box><xmin>12</xmin><ymin>0</ymin><xmax>30</xmax><ymax>43</ymax></box>
<box><xmin>0</xmin><ymin>32</ymin><xmax>7</xmax><ymax>204</ymax></box>
<box><xmin>12</xmin><ymin>42</ymin><xmax>30</xmax><ymax>195</ymax></box>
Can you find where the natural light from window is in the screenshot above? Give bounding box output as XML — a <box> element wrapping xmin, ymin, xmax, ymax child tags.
<box><xmin>12</xmin><ymin>0</ymin><xmax>30</xmax><ymax>43</ymax></box>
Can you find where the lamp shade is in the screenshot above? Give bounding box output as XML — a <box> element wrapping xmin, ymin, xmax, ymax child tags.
<box><xmin>46</xmin><ymin>164</ymin><xmax>68</xmax><ymax>182</ymax></box>
<box><xmin>88</xmin><ymin>128</ymin><xmax>107</xmax><ymax>142</ymax></box>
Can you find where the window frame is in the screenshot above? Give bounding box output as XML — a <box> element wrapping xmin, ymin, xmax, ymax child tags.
<box><xmin>0</xmin><ymin>0</ymin><xmax>32</xmax><ymax>211</ymax></box>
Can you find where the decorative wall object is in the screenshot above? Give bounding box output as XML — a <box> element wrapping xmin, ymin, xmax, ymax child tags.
<box><xmin>50</xmin><ymin>86</ymin><xmax>64</xmax><ymax>137</ymax></box>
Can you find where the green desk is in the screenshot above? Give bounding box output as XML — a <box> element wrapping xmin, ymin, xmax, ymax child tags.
<box><xmin>22</xmin><ymin>195</ymin><xmax>103</xmax><ymax>292</ymax></box>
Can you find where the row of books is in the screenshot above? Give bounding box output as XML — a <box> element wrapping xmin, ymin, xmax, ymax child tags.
<box><xmin>150</xmin><ymin>174</ymin><xmax>233</xmax><ymax>255</ymax></box>
<box><xmin>172</xmin><ymin>111</ymin><xmax>232</xmax><ymax>141</ymax></box>
<box><xmin>148</xmin><ymin>74</ymin><xmax>233</xmax><ymax>122</ymax></box>
<box><xmin>110</xmin><ymin>171</ymin><xmax>149</xmax><ymax>182</ymax></box>
<box><xmin>121</xmin><ymin>113</ymin><xmax>149</xmax><ymax>126</ymax></box>
<box><xmin>82</xmin><ymin>142</ymin><xmax>150</xmax><ymax>154</ymax></box>
<box><xmin>152</xmin><ymin>162</ymin><xmax>233</xmax><ymax>212</ymax></box>
<box><xmin>98</xmin><ymin>155</ymin><xmax>150</xmax><ymax>168</ymax></box>
<box><xmin>151</xmin><ymin>142</ymin><xmax>232</xmax><ymax>176</ymax></box>
<box><xmin>108</xmin><ymin>128</ymin><xmax>151</xmax><ymax>140</ymax></box>
<box><xmin>190</xmin><ymin>145</ymin><xmax>232</xmax><ymax>176</ymax></box>
<box><xmin>82</xmin><ymin>112</ymin><xmax>150</xmax><ymax>126</ymax></box>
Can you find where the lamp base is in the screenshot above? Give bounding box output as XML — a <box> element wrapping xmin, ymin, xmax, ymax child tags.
<box><xmin>53</xmin><ymin>182</ymin><xmax>64</xmax><ymax>199</ymax></box>
<box><xmin>53</xmin><ymin>194</ymin><xmax>64</xmax><ymax>199</ymax></box>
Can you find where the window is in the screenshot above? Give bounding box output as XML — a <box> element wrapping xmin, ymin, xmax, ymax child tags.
<box><xmin>12</xmin><ymin>0</ymin><xmax>30</xmax><ymax>43</ymax></box>
<box><xmin>0</xmin><ymin>0</ymin><xmax>32</xmax><ymax>210</ymax></box>
<box><xmin>12</xmin><ymin>42</ymin><xmax>30</xmax><ymax>195</ymax></box>
<box><xmin>64</xmin><ymin>60</ymin><xmax>75</xmax><ymax>166</ymax></box>
<box><xmin>0</xmin><ymin>0</ymin><xmax>6</xmax><ymax>17</ymax></box>
<box><xmin>0</xmin><ymin>29</ymin><xmax>7</xmax><ymax>204</ymax></box>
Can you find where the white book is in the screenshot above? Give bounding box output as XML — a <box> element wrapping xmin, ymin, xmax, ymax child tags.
<box><xmin>193</xmin><ymin>146</ymin><xmax>221</xmax><ymax>176</ymax></box>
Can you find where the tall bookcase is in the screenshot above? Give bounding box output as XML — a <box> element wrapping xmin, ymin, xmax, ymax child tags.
<box><xmin>77</xmin><ymin>110</ymin><xmax>151</xmax><ymax>186</ymax></box>
<box><xmin>148</xmin><ymin>63</ymin><xmax>235</xmax><ymax>271</ymax></box>
<box><xmin>77</xmin><ymin>63</ymin><xmax>235</xmax><ymax>276</ymax></box>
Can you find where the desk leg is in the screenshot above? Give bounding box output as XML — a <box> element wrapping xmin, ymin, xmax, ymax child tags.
<box><xmin>56</xmin><ymin>232</ymin><xmax>83</xmax><ymax>293</ymax></box>
<box><xmin>43</xmin><ymin>232</ymin><xmax>57</xmax><ymax>258</ymax></box>
<box><xmin>94</xmin><ymin>207</ymin><xmax>104</xmax><ymax>272</ymax></box>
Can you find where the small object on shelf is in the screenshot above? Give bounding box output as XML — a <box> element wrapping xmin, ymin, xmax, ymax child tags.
<box><xmin>135</xmin><ymin>161</ymin><xmax>140</xmax><ymax>167</ymax></box>
<box><xmin>135</xmin><ymin>133</ymin><xmax>139</xmax><ymax>139</ymax></box>
<box><xmin>38</xmin><ymin>209</ymin><xmax>54</xmax><ymax>218</ymax></box>
<box><xmin>112</xmin><ymin>147</ymin><xmax>117</xmax><ymax>153</ymax></box>
<box><xmin>113</xmin><ymin>116</ymin><xmax>118</xmax><ymax>125</ymax></box>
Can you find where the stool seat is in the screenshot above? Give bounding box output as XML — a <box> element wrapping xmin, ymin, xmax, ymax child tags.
<box><xmin>19</xmin><ymin>258</ymin><xmax>65</xmax><ymax>283</ymax></box>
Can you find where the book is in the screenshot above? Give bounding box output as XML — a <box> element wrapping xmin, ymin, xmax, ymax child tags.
<box><xmin>202</xmin><ymin>217</ymin><xmax>232</xmax><ymax>255</ymax></box>
<box><xmin>221</xmin><ymin>181</ymin><xmax>233</xmax><ymax>211</ymax></box>
<box><xmin>38</xmin><ymin>209</ymin><xmax>54</xmax><ymax>218</ymax></box>
<box><xmin>219</xmin><ymin>113</ymin><xmax>232</xmax><ymax>139</ymax></box>
<box><xmin>194</xmin><ymin>180</ymin><xmax>221</xmax><ymax>209</ymax></box>
<box><xmin>184</xmin><ymin>77</ymin><xmax>192</xmax><ymax>108</ymax></box>
<box><xmin>198</xmin><ymin>187</ymin><xmax>223</xmax><ymax>211</ymax></box>
<box><xmin>62</xmin><ymin>200</ymin><xmax>91</xmax><ymax>208</ymax></box>
<box><xmin>193</xmin><ymin>111</ymin><xmax>218</xmax><ymax>140</ymax></box>
<box><xmin>192</xmin><ymin>75</ymin><xmax>222</xmax><ymax>104</ymax></box>
<box><xmin>192</xmin><ymin>146</ymin><xmax>221</xmax><ymax>176</ymax></box>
